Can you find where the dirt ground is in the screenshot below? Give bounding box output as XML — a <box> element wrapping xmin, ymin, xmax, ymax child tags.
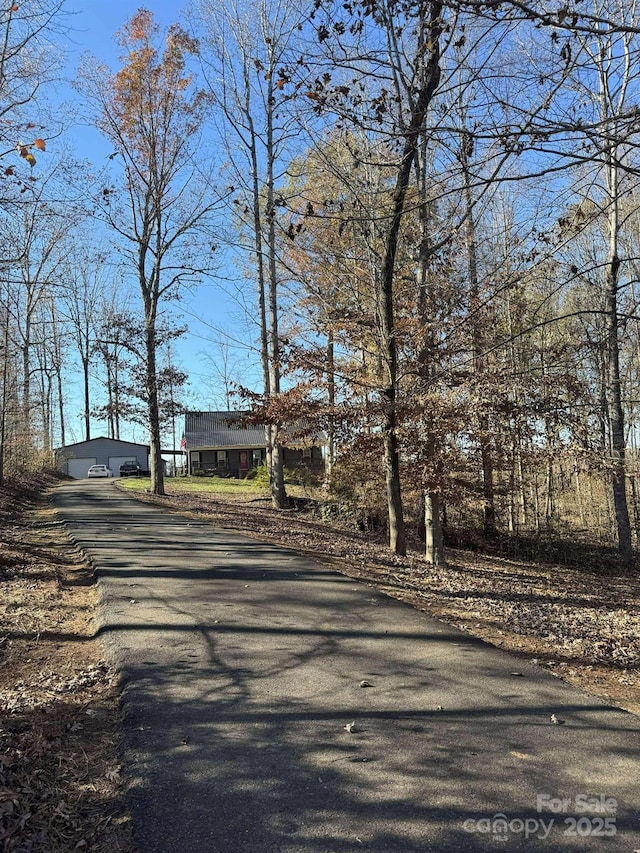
<box><xmin>0</xmin><ymin>474</ymin><xmax>133</xmax><ymax>853</ymax></box>
<box><xmin>1</xmin><ymin>474</ymin><xmax>638</xmax><ymax>852</ymax></box>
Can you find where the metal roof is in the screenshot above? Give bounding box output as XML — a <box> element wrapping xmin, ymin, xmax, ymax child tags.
<box><xmin>184</xmin><ymin>411</ymin><xmax>266</xmax><ymax>449</ymax></box>
<box><xmin>54</xmin><ymin>436</ymin><xmax>150</xmax><ymax>453</ymax></box>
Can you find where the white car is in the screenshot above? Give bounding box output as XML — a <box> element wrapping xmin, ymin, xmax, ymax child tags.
<box><xmin>87</xmin><ymin>464</ymin><xmax>112</xmax><ymax>478</ymax></box>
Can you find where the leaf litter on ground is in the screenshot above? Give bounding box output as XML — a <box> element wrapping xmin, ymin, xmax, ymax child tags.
<box><xmin>0</xmin><ymin>472</ymin><xmax>133</xmax><ymax>853</ymax></box>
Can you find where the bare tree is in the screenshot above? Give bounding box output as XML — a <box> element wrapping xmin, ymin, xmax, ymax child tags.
<box><xmin>57</xmin><ymin>247</ymin><xmax>112</xmax><ymax>442</ymax></box>
<box><xmin>0</xmin><ymin>0</ymin><xmax>68</xmax><ymax>474</ymax></box>
<box><xmin>193</xmin><ymin>0</ymin><xmax>308</xmax><ymax>508</ymax></box>
<box><xmin>543</xmin><ymin>0</ymin><xmax>640</xmax><ymax>564</ymax></box>
<box><xmin>0</xmin><ymin>174</ymin><xmax>72</xmax><ymax>461</ymax></box>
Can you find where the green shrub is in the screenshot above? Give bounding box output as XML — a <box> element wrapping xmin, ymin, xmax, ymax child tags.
<box><xmin>251</xmin><ymin>463</ymin><xmax>313</xmax><ymax>488</ymax></box>
<box><xmin>250</xmin><ymin>464</ymin><xmax>271</xmax><ymax>488</ymax></box>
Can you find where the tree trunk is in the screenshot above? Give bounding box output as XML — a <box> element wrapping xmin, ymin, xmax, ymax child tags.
<box><xmin>145</xmin><ymin>314</ymin><xmax>165</xmax><ymax>496</ymax></box>
<box><xmin>508</xmin><ymin>445</ymin><xmax>516</xmax><ymax>534</ymax></box>
<box><xmin>517</xmin><ymin>443</ymin><xmax>527</xmax><ymax>528</ymax></box>
<box><xmin>425</xmin><ymin>490</ymin><xmax>445</xmax><ymax>566</ymax></box>
<box><xmin>461</xmin><ymin>130</ymin><xmax>496</xmax><ymax>536</ymax></box>
<box><xmin>249</xmin><ymin>98</ymin><xmax>272</xmax><ymax>483</ymax></box>
<box><xmin>379</xmin><ymin>280</ymin><xmax>406</xmax><ymax>554</ymax></box>
<box><xmin>630</xmin><ymin>475</ymin><xmax>640</xmax><ymax>546</ymax></box>
<box><xmin>56</xmin><ymin>359</ymin><xmax>65</xmax><ymax>449</ymax></box>
<box><xmin>544</xmin><ymin>453</ymin><xmax>555</xmax><ymax>523</ymax></box>
<box><xmin>382</xmin><ymin>409</ymin><xmax>406</xmax><ymax>555</ymax></box>
<box><xmin>106</xmin><ymin>355</ymin><xmax>115</xmax><ymax>439</ymax></box>
<box><xmin>21</xmin><ymin>310</ymin><xmax>31</xmax><ymax>461</ymax></box>
<box><xmin>0</xmin><ymin>300</ymin><xmax>9</xmax><ymax>485</ymax></box>
<box><xmin>575</xmin><ymin>464</ymin><xmax>585</xmax><ymax>527</ymax></box>
<box><xmin>265</xmin><ymin>70</ymin><xmax>287</xmax><ymax>509</ymax></box>
<box><xmin>82</xmin><ymin>355</ymin><xmax>91</xmax><ymax>442</ymax></box>
<box><xmin>604</xmin><ymin>153</ymin><xmax>632</xmax><ymax>564</ymax></box>
<box><xmin>415</xmin><ymin>131</ymin><xmax>445</xmax><ymax>562</ymax></box>
<box><xmin>269</xmin><ymin>426</ymin><xmax>287</xmax><ymax>508</ymax></box>
<box><xmin>377</xmin><ymin>0</ymin><xmax>441</xmax><ymax>556</ymax></box>
<box><xmin>606</xmin><ymin>277</ymin><xmax>632</xmax><ymax>562</ymax></box>
<box><xmin>532</xmin><ymin>470</ymin><xmax>540</xmax><ymax>533</ymax></box>
<box><xmin>325</xmin><ymin>329</ymin><xmax>335</xmax><ymax>486</ymax></box>
<box><xmin>480</xmin><ymin>439</ymin><xmax>496</xmax><ymax>534</ymax></box>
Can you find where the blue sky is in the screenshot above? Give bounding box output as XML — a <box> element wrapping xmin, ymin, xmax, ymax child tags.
<box><xmin>66</xmin><ymin>1</ymin><xmax>178</xmax><ymax>65</ymax></box>
<box><xmin>57</xmin><ymin>1</ymin><xmax>263</xmax><ymax>446</ymax></box>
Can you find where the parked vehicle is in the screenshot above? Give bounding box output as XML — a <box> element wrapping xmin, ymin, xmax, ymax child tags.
<box><xmin>87</xmin><ymin>464</ymin><xmax>112</xmax><ymax>478</ymax></box>
<box><xmin>119</xmin><ymin>461</ymin><xmax>142</xmax><ymax>477</ymax></box>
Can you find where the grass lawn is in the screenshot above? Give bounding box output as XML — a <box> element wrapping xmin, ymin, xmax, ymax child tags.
<box><xmin>116</xmin><ymin>474</ymin><xmax>322</xmax><ymax>504</ymax></box>
<box><xmin>117</xmin><ymin>475</ymin><xmax>268</xmax><ymax>499</ymax></box>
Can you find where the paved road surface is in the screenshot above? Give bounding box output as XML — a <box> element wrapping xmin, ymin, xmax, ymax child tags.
<box><xmin>53</xmin><ymin>480</ymin><xmax>640</xmax><ymax>852</ymax></box>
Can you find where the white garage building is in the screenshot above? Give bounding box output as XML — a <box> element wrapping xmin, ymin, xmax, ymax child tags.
<box><xmin>55</xmin><ymin>437</ymin><xmax>150</xmax><ymax>479</ymax></box>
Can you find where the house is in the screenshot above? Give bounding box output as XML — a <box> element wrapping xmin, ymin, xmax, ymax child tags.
<box><xmin>55</xmin><ymin>437</ymin><xmax>150</xmax><ymax>479</ymax></box>
<box><xmin>183</xmin><ymin>411</ymin><xmax>324</xmax><ymax>478</ymax></box>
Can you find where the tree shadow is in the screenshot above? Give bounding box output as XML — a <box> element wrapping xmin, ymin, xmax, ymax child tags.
<box><xmin>111</xmin><ymin>615</ymin><xmax>640</xmax><ymax>853</ymax></box>
<box><xmin>52</xmin><ymin>481</ymin><xmax>640</xmax><ymax>852</ymax></box>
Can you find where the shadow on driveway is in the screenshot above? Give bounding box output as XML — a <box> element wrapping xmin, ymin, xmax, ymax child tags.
<box><xmin>53</xmin><ymin>481</ymin><xmax>640</xmax><ymax>853</ymax></box>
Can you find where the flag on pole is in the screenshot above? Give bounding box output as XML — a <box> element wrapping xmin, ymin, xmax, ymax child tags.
<box><xmin>180</xmin><ymin>433</ymin><xmax>187</xmax><ymax>450</ymax></box>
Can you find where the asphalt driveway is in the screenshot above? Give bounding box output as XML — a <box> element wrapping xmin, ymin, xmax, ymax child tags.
<box><xmin>53</xmin><ymin>480</ymin><xmax>640</xmax><ymax>852</ymax></box>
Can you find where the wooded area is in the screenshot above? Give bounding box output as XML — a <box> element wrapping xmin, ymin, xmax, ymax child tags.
<box><xmin>3</xmin><ymin>0</ymin><xmax>640</xmax><ymax>564</ymax></box>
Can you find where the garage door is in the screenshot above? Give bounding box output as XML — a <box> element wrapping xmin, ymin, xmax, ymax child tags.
<box><xmin>68</xmin><ymin>458</ymin><xmax>97</xmax><ymax>479</ymax></box>
<box><xmin>109</xmin><ymin>456</ymin><xmax>137</xmax><ymax>475</ymax></box>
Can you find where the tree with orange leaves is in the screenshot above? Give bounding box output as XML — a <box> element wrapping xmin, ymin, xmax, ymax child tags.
<box><xmin>79</xmin><ymin>9</ymin><xmax>221</xmax><ymax>495</ymax></box>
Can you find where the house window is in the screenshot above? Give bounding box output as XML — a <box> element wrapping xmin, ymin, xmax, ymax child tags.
<box><xmin>302</xmin><ymin>447</ymin><xmax>312</xmax><ymax>461</ymax></box>
<box><xmin>251</xmin><ymin>449</ymin><xmax>262</xmax><ymax>468</ymax></box>
<box><xmin>217</xmin><ymin>450</ymin><xmax>227</xmax><ymax>469</ymax></box>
